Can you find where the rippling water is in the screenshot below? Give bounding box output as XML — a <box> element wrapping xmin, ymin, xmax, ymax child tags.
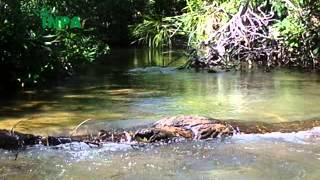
<box><xmin>1</xmin><ymin>131</ymin><xmax>320</xmax><ymax>179</ymax></box>
<box><xmin>0</xmin><ymin>49</ymin><xmax>320</xmax><ymax>179</ymax></box>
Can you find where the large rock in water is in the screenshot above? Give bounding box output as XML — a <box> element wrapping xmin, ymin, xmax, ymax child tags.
<box><xmin>134</xmin><ymin>116</ymin><xmax>234</xmax><ymax>142</ymax></box>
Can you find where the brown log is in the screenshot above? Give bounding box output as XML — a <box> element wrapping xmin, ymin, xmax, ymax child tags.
<box><xmin>1</xmin><ymin>116</ymin><xmax>320</xmax><ymax>150</ymax></box>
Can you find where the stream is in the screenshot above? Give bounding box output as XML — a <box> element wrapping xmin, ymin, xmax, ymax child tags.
<box><xmin>0</xmin><ymin>49</ymin><xmax>320</xmax><ymax>179</ymax></box>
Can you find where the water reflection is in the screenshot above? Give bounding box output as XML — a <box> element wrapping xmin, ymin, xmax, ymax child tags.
<box><xmin>0</xmin><ymin>47</ymin><xmax>319</xmax><ymax>179</ymax></box>
<box><xmin>0</xmin><ymin>49</ymin><xmax>319</xmax><ymax>136</ymax></box>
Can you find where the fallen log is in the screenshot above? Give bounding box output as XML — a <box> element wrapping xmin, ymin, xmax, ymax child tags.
<box><xmin>1</xmin><ymin>116</ymin><xmax>320</xmax><ymax>150</ymax></box>
<box><xmin>0</xmin><ymin>130</ymin><xmax>42</xmax><ymax>150</ymax></box>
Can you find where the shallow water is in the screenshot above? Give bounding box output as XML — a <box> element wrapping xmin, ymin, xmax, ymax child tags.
<box><xmin>0</xmin><ymin>48</ymin><xmax>320</xmax><ymax>179</ymax></box>
<box><xmin>1</xmin><ymin>131</ymin><xmax>320</xmax><ymax>180</ymax></box>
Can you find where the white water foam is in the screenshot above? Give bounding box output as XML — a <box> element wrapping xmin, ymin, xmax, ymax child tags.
<box><xmin>233</xmin><ymin>127</ymin><xmax>320</xmax><ymax>144</ymax></box>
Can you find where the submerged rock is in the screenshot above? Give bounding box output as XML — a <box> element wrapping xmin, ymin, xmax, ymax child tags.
<box><xmin>128</xmin><ymin>67</ymin><xmax>176</xmax><ymax>74</ymax></box>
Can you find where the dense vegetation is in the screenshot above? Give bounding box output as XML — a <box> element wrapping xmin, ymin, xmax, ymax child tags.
<box><xmin>133</xmin><ymin>0</ymin><xmax>320</xmax><ymax>71</ymax></box>
<box><xmin>0</xmin><ymin>0</ymin><xmax>186</xmax><ymax>92</ymax></box>
<box><xmin>1</xmin><ymin>0</ymin><xmax>319</xmax><ymax>93</ymax></box>
<box><xmin>0</xmin><ymin>0</ymin><xmax>108</xmax><ymax>92</ymax></box>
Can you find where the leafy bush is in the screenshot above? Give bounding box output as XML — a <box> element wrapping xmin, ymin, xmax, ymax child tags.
<box><xmin>132</xmin><ymin>0</ymin><xmax>320</xmax><ymax>69</ymax></box>
<box><xmin>271</xmin><ymin>0</ymin><xmax>320</xmax><ymax>67</ymax></box>
<box><xmin>0</xmin><ymin>0</ymin><xmax>109</xmax><ymax>91</ymax></box>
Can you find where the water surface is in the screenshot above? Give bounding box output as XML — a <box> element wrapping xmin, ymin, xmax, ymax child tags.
<box><xmin>0</xmin><ymin>48</ymin><xmax>320</xmax><ymax>179</ymax></box>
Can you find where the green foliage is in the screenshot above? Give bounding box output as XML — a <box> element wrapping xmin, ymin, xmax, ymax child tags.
<box><xmin>131</xmin><ymin>0</ymin><xmax>187</xmax><ymax>48</ymax></box>
<box><xmin>273</xmin><ymin>16</ymin><xmax>304</xmax><ymax>48</ymax></box>
<box><xmin>1</xmin><ymin>0</ymin><xmax>320</xmax><ymax>92</ymax></box>
<box><xmin>179</xmin><ymin>1</ymin><xmax>213</xmax><ymax>46</ymax></box>
<box><xmin>131</xmin><ymin>18</ymin><xmax>174</xmax><ymax>48</ymax></box>
<box><xmin>147</xmin><ymin>0</ymin><xmax>186</xmax><ymax>18</ymax></box>
<box><xmin>271</xmin><ymin>0</ymin><xmax>287</xmax><ymax>18</ymax></box>
<box><xmin>57</xmin><ymin>31</ymin><xmax>109</xmax><ymax>63</ymax></box>
<box><xmin>131</xmin><ymin>0</ymin><xmax>243</xmax><ymax>48</ymax></box>
<box><xmin>132</xmin><ymin>0</ymin><xmax>320</xmax><ymax>69</ymax></box>
<box><xmin>271</xmin><ymin>0</ymin><xmax>320</xmax><ymax>66</ymax></box>
<box><xmin>219</xmin><ymin>0</ymin><xmax>242</xmax><ymax>15</ymax></box>
<box><xmin>131</xmin><ymin>0</ymin><xmax>220</xmax><ymax>48</ymax></box>
<box><xmin>0</xmin><ymin>0</ymin><xmax>109</xmax><ymax>90</ymax></box>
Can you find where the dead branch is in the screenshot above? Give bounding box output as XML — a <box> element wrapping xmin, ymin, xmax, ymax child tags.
<box><xmin>187</xmin><ymin>1</ymin><xmax>277</xmax><ymax>70</ymax></box>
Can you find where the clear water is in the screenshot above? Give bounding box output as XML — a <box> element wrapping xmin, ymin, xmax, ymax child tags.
<box><xmin>0</xmin><ymin>49</ymin><xmax>320</xmax><ymax>179</ymax></box>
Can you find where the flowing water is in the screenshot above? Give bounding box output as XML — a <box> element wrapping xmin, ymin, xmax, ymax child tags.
<box><xmin>0</xmin><ymin>49</ymin><xmax>320</xmax><ymax>179</ymax></box>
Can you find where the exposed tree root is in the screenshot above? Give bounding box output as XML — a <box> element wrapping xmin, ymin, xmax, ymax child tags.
<box><xmin>183</xmin><ymin>1</ymin><xmax>315</xmax><ymax>71</ymax></box>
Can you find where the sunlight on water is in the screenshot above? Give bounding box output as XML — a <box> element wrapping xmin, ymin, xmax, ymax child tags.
<box><xmin>1</xmin><ymin>130</ymin><xmax>320</xmax><ymax>180</ymax></box>
<box><xmin>0</xmin><ymin>49</ymin><xmax>320</xmax><ymax>179</ymax></box>
<box><xmin>0</xmin><ymin>49</ymin><xmax>319</xmax><ymax>135</ymax></box>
